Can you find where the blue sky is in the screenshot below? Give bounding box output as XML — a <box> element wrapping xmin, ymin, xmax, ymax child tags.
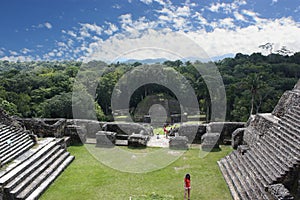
<box><xmin>0</xmin><ymin>0</ymin><xmax>299</xmax><ymax>62</ymax></box>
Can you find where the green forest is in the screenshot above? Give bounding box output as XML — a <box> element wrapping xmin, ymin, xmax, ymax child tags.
<box><xmin>0</xmin><ymin>52</ymin><xmax>299</xmax><ymax>122</ymax></box>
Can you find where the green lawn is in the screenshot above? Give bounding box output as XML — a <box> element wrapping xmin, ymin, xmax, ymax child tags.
<box><xmin>41</xmin><ymin>145</ymin><xmax>233</xmax><ymax>200</ymax></box>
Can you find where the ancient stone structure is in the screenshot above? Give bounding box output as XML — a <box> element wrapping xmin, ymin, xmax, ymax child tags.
<box><xmin>96</xmin><ymin>131</ymin><xmax>116</xmax><ymax>147</ymax></box>
<box><xmin>207</xmin><ymin>122</ymin><xmax>245</xmax><ymax>145</ymax></box>
<box><xmin>169</xmin><ymin>136</ymin><xmax>188</xmax><ymax>149</ymax></box>
<box><xmin>177</xmin><ymin>124</ymin><xmax>206</xmax><ymax>143</ymax></box>
<box><xmin>0</xmin><ymin>110</ymin><xmax>74</xmax><ymax>200</ymax></box>
<box><xmin>218</xmin><ymin>80</ymin><xmax>300</xmax><ymax>200</ymax></box>
<box><xmin>102</xmin><ymin>122</ymin><xmax>153</xmax><ymax>140</ymax></box>
<box><xmin>128</xmin><ymin>134</ymin><xmax>149</xmax><ymax>147</ymax></box>
<box><xmin>177</xmin><ymin>122</ymin><xmax>245</xmax><ymax>144</ymax></box>
<box><xmin>201</xmin><ymin>132</ymin><xmax>220</xmax><ymax>151</ymax></box>
<box><xmin>19</xmin><ymin>118</ymin><xmax>66</xmax><ymax>138</ymax></box>
<box><xmin>0</xmin><ymin>124</ymin><xmax>35</xmax><ymax>168</ymax></box>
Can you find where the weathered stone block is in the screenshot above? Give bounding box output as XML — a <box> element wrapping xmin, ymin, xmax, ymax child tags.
<box><xmin>65</xmin><ymin>125</ymin><xmax>87</xmax><ymax>144</ymax></box>
<box><xmin>207</xmin><ymin>122</ymin><xmax>245</xmax><ymax>145</ymax></box>
<box><xmin>128</xmin><ymin>134</ymin><xmax>149</xmax><ymax>147</ymax></box>
<box><xmin>102</xmin><ymin>122</ymin><xmax>153</xmax><ymax>136</ymax></box>
<box><xmin>178</xmin><ymin>124</ymin><xmax>206</xmax><ymax>143</ymax></box>
<box><xmin>267</xmin><ymin>184</ymin><xmax>294</xmax><ymax>200</ymax></box>
<box><xmin>237</xmin><ymin>145</ymin><xmax>250</xmax><ymax>155</ymax></box>
<box><xmin>201</xmin><ymin>133</ymin><xmax>220</xmax><ymax>151</ymax></box>
<box><xmin>96</xmin><ymin>131</ymin><xmax>116</xmax><ymax>147</ymax></box>
<box><xmin>232</xmin><ymin>128</ymin><xmax>245</xmax><ymax>149</ymax></box>
<box><xmin>169</xmin><ymin>136</ymin><xmax>188</xmax><ymax>149</ymax></box>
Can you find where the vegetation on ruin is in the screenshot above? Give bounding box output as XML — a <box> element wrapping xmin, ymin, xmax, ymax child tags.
<box><xmin>0</xmin><ymin>52</ymin><xmax>299</xmax><ymax>122</ymax></box>
<box><xmin>40</xmin><ymin>145</ymin><xmax>233</xmax><ymax>200</ymax></box>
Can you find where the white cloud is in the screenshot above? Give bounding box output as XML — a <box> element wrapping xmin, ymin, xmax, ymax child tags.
<box><xmin>80</xmin><ymin>23</ymin><xmax>102</xmax><ymax>35</ymax></box>
<box><xmin>21</xmin><ymin>48</ymin><xmax>32</xmax><ymax>54</ymax></box>
<box><xmin>32</xmin><ymin>22</ymin><xmax>52</xmax><ymax>30</ymax></box>
<box><xmin>0</xmin><ymin>55</ymin><xmax>34</xmax><ymax>62</ymax></box>
<box><xmin>119</xmin><ymin>14</ymin><xmax>133</xmax><ymax>25</ymax></box>
<box><xmin>104</xmin><ymin>22</ymin><xmax>119</xmax><ymax>35</ymax></box>
<box><xmin>44</xmin><ymin>22</ymin><xmax>52</xmax><ymax>29</ymax></box>
<box><xmin>67</xmin><ymin>30</ymin><xmax>77</xmax><ymax>37</ymax></box>
<box><xmin>112</xmin><ymin>4</ymin><xmax>121</xmax><ymax>9</ymax></box>
<box><xmin>207</xmin><ymin>0</ymin><xmax>247</xmax><ymax>14</ymax></box>
<box><xmin>234</xmin><ymin>11</ymin><xmax>247</xmax><ymax>22</ymax></box>
<box><xmin>0</xmin><ymin>50</ymin><xmax>4</xmax><ymax>56</ymax></box>
<box><xmin>82</xmin><ymin>16</ymin><xmax>300</xmax><ymax>62</ymax></box>
<box><xmin>218</xmin><ymin>18</ymin><xmax>236</xmax><ymax>29</ymax></box>
<box><xmin>140</xmin><ymin>0</ymin><xmax>153</xmax><ymax>5</ymax></box>
<box><xmin>9</xmin><ymin>50</ymin><xmax>18</xmax><ymax>56</ymax></box>
<box><xmin>176</xmin><ymin>5</ymin><xmax>190</xmax><ymax>17</ymax></box>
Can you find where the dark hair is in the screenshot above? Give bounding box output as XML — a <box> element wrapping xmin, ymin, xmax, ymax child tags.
<box><xmin>185</xmin><ymin>173</ymin><xmax>190</xmax><ymax>180</ymax></box>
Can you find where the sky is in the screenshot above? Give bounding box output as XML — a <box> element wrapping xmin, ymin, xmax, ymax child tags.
<box><xmin>0</xmin><ymin>0</ymin><xmax>299</xmax><ymax>62</ymax></box>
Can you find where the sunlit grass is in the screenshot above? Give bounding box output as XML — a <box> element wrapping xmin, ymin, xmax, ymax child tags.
<box><xmin>41</xmin><ymin>145</ymin><xmax>233</xmax><ymax>200</ymax></box>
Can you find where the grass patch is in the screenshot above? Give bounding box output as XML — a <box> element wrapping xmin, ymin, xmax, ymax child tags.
<box><xmin>41</xmin><ymin>145</ymin><xmax>233</xmax><ymax>200</ymax></box>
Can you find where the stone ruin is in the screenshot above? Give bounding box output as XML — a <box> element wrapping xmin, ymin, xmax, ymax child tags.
<box><xmin>218</xmin><ymin>79</ymin><xmax>300</xmax><ymax>200</ymax></box>
<box><xmin>0</xmin><ymin>109</ymin><xmax>74</xmax><ymax>200</ymax></box>
<box><xmin>169</xmin><ymin>136</ymin><xmax>188</xmax><ymax>149</ymax></box>
<box><xmin>96</xmin><ymin>131</ymin><xmax>116</xmax><ymax>147</ymax></box>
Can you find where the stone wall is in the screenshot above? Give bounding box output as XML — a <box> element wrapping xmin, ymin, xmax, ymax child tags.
<box><xmin>67</xmin><ymin>119</ymin><xmax>105</xmax><ymax>138</ymax></box>
<box><xmin>177</xmin><ymin>122</ymin><xmax>245</xmax><ymax>144</ymax></box>
<box><xmin>102</xmin><ymin>122</ymin><xmax>153</xmax><ymax>137</ymax></box>
<box><xmin>19</xmin><ymin>118</ymin><xmax>66</xmax><ymax>137</ymax></box>
<box><xmin>272</xmin><ymin>81</ymin><xmax>300</xmax><ymax>118</ymax></box>
<box><xmin>178</xmin><ymin>124</ymin><xmax>206</xmax><ymax>143</ymax></box>
<box><xmin>243</xmin><ymin>113</ymin><xmax>278</xmax><ymax>146</ymax></box>
<box><xmin>0</xmin><ymin>108</ymin><xmax>22</xmax><ymax>128</ymax></box>
<box><xmin>207</xmin><ymin>122</ymin><xmax>245</xmax><ymax>145</ymax></box>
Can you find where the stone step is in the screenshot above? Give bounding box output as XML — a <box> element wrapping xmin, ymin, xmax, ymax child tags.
<box><xmin>265</xmin><ymin>135</ymin><xmax>295</xmax><ymax>169</ymax></box>
<box><xmin>25</xmin><ymin>155</ymin><xmax>74</xmax><ymax>200</ymax></box>
<box><xmin>0</xmin><ymin>129</ymin><xmax>22</xmax><ymax>143</ymax></box>
<box><xmin>0</xmin><ymin>133</ymin><xmax>29</xmax><ymax>154</ymax></box>
<box><xmin>218</xmin><ymin>159</ymin><xmax>242</xmax><ymax>200</ymax></box>
<box><xmin>0</xmin><ymin>139</ymin><xmax>59</xmax><ymax>185</ymax></box>
<box><xmin>0</xmin><ymin>134</ymin><xmax>31</xmax><ymax>156</ymax></box>
<box><xmin>245</xmin><ymin>151</ymin><xmax>273</xmax><ymax>185</ymax></box>
<box><xmin>270</xmin><ymin>127</ymin><xmax>300</xmax><ymax>155</ymax></box>
<box><xmin>254</xmin><ymin>142</ymin><xmax>285</xmax><ymax>178</ymax></box>
<box><xmin>0</xmin><ymin>135</ymin><xmax>32</xmax><ymax>158</ymax></box>
<box><xmin>227</xmin><ymin>153</ymin><xmax>255</xmax><ymax>199</ymax></box>
<box><xmin>267</xmin><ymin>129</ymin><xmax>300</xmax><ymax>162</ymax></box>
<box><xmin>235</xmin><ymin>152</ymin><xmax>270</xmax><ymax>200</ymax></box>
<box><xmin>9</xmin><ymin>149</ymin><xmax>65</xmax><ymax>198</ymax></box>
<box><xmin>264</xmin><ymin>133</ymin><xmax>298</xmax><ymax>166</ymax></box>
<box><xmin>4</xmin><ymin>145</ymin><xmax>61</xmax><ymax>192</ymax></box>
<box><xmin>259</xmin><ymin>136</ymin><xmax>290</xmax><ymax>172</ymax></box>
<box><xmin>277</xmin><ymin>122</ymin><xmax>300</xmax><ymax>142</ymax></box>
<box><xmin>1</xmin><ymin>140</ymin><xmax>34</xmax><ymax>166</ymax></box>
<box><xmin>290</xmin><ymin>106</ymin><xmax>300</xmax><ymax>117</ymax></box>
<box><xmin>282</xmin><ymin>114</ymin><xmax>300</xmax><ymax>129</ymax></box>
<box><xmin>15</xmin><ymin>152</ymin><xmax>71</xmax><ymax>200</ymax></box>
<box><xmin>250</xmin><ymin>148</ymin><xmax>278</xmax><ymax>182</ymax></box>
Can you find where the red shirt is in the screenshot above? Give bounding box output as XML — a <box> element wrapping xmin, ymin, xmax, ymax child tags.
<box><xmin>184</xmin><ymin>178</ymin><xmax>191</xmax><ymax>188</ymax></box>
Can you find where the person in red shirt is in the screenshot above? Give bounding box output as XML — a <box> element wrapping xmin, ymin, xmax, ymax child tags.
<box><xmin>184</xmin><ymin>173</ymin><xmax>191</xmax><ymax>200</ymax></box>
<box><xmin>163</xmin><ymin>124</ymin><xmax>169</xmax><ymax>138</ymax></box>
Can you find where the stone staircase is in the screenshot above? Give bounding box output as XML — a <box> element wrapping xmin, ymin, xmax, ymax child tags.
<box><xmin>0</xmin><ymin>137</ymin><xmax>74</xmax><ymax>200</ymax></box>
<box><xmin>0</xmin><ymin>124</ymin><xmax>34</xmax><ymax>167</ymax></box>
<box><xmin>218</xmin><ymin>81</ymin><xmax>300</xmax><ymax>200</ymax></box>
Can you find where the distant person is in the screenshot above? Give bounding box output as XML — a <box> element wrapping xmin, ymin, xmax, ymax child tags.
<box><xmin>163</xmin><ymin>125</ymin><xmax>168</xmax><ymax>138</ymax></box>
<box><xmin>184</xmin><ymin>173</ymin><xmax>191</xmax><ymax>200</ymax></box>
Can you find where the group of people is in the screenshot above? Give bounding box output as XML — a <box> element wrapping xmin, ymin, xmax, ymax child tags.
<box><xmin>163</xmin><ymin>123</ymin><xmax>177</xmax><ymax>138</ymax></box>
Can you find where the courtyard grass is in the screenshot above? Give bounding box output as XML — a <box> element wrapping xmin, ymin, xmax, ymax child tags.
<box><xmin>41</xmin><ymin>145</ymin><xmax>233</xmax><ymax>200</ymax></box>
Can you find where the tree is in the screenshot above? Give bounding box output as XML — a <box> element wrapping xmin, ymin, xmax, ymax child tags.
<box><xmin>259</xmin><ymin>42</ymin><xmax>274</xmax><ymax>54</ymax></box>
